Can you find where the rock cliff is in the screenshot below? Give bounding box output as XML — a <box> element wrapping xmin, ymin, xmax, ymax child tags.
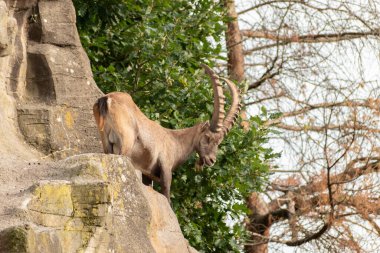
<box><xmin>0</xmin><ymin>0</ymin><xmax>197</xmax><ymax>252</ymax></box>
<box><xmin>0</xmin><ymin>0</ymin><xmax>102</xmax><ymax>160</ymax></box>
<box><xmin>0</xmin><ymin>154</ymin><xmax>196</xmax><ymax>253</ymax></box>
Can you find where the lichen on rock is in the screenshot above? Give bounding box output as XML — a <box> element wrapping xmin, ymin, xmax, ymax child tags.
<box><xmin>1</xmin><ymin>154</ymin><xmax>197</xmax><ymax>253</ymax></box>
<box><xmin>0</xmin><ymin>0</ymin><xmax>198</xmax><ymax>252</ymax></box>
<box><xmin>0</xmin><ymin>226</ymin><xmax>28</xmax><ymax>253</ymax></box>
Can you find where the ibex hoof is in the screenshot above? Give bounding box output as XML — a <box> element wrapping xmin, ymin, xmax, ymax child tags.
<box><xmin>195</xmin><ymin>162</ymin><xmax>203</xmax><ymax>172</ymax></box>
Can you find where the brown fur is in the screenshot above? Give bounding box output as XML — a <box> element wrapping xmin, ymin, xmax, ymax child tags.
<box><xmin>93</xmin><ymin>67</ymin><xmax>240</xmax><ymax>201</ymax></box>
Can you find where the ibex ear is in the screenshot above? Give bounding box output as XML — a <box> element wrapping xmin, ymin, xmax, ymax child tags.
<box><xmin>201</xmin><ymin>121</ymin><xmax>210</xmax><ymax>132</ymax></box>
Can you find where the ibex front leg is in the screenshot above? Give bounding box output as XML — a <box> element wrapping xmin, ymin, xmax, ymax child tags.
<box><xmin>160</xmin><ymin>165</ymin><xmax>173</xmax><ymax>202</ymax></box>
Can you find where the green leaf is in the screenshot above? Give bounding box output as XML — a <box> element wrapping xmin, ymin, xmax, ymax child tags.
<box><xmin>73</xmin><ymin>0</ymin><xmax>278</xmax><ymax>251</ymax></box>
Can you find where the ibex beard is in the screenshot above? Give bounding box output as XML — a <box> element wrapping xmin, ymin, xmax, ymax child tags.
<box><xmin>93</xmin><ymin>65</ymin><xmax>241</xmax><ymax>202</ymax></box>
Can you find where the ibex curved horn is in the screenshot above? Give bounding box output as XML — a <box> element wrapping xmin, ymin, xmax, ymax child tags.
<box><xmin>220</xmin><ymin>78</ymin><xmax>241</xmax><ymax>135</ymax></box>
<box><xmin>202</xmin><ymin>64</ymin><xmax>225</xmax><ymax>133</ymax></box>
<box><xmin>93</xmin><ymin>64</ymin><xmax>241</xmax><ymax>202</ymax></box>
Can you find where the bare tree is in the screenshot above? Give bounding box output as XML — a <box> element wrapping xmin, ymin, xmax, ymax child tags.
<box><xmin>225</xmin><ymin>0</ymin><xmax>380</xmax><ymax>252</ymax></box>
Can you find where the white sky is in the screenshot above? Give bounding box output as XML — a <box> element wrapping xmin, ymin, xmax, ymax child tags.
<box><xmin>234</xmin><ymin>1</ymin><xmax>380</xmax><ymax>252</ymax></box>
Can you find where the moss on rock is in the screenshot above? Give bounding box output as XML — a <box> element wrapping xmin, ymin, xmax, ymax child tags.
<box><xmin>0</xmin><ymin>227</ymin><xmax>28</xmax><ymax>253</ymax></box>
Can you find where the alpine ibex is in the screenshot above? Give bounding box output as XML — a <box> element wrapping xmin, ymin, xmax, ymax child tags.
<box><xmin>93</xmin><ymin>65</ymin><xmax>241</xmax><ymax>201</ymax></box>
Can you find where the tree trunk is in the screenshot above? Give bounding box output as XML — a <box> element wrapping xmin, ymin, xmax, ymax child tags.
<box><xmin>224</xmin><ymin>2</ymin><xmax>268</xmax><ymax>252</ymax></box>
<box><xmin>224</xmin><ymin>0</ymin><xmax>245</xmax><ymax>82</ymax></box>
<box><xmin>224</xmin><ymin>0</ymin><xmax>250</xmax><ymax>131</ymax></box>
<box><xmin>245</xmin><ymin>193</ymin><xmax>270</xmax><ymax>253</ymax></box>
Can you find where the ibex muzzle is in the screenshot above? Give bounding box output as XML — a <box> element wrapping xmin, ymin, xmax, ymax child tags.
<box><xmin>93</xmin><ymin>65</ymin><xmax>241</xmax><ymax>201</ymax></box>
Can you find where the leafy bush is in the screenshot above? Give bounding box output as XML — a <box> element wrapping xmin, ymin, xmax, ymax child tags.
<box><xmin>73</xmin><ymin>0</ymin><xmax>276</xmax><ymax>251</ymax></box>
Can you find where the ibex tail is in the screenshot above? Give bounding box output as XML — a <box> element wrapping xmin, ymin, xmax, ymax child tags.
<box><xmin>93</xmin><ymin>96</ymin><xmax>108</xmax><ymax>132</ymax></box>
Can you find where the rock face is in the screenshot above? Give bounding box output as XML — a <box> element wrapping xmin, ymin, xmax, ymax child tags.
<box><xmin>0</xmin><ymin>155</ymin><xmax>196</xmax><ymax>253</ymax></box>
<box><xmin>0</xmin><ymin>0</ymin><xmax>198</xmax><ymax>252</ymax></box>
<box><xmin>0</xmin><ymin>0</ymin><xmax>102</xmax><ymax>160</ymax></box>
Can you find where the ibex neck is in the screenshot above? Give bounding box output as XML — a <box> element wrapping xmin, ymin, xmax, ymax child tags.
<box><xmin>168</xmin><ymin>123</ymin><xmax>203</xmax><ymax>168</ymax></box>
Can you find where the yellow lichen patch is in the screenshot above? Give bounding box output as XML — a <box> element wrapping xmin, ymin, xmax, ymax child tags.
<box><xmin>118</xmin><ymin>200</ymin><xmax>125</xmax><ymax>210</ymax></box>
<box><xmin>100</xmin><ymin>159</ymin><xmax>109</xmax><ymax>181</ymax></box>
<box><xmin>80</xmin><ymin>231</ymin><xmax>94</xmax><ymax>251</ymax></box>
<box><xmin>72</xmin><ymin>184</ymin><xmax>111</xmax><ymax>204</ymax></box>
<box><xmin>117</xmin><ymin>166</ymin><xmax>123</xmax><ymax>178</ymax></box>
<box><xmin>64</xmin><ymin>111</ymin><xmax>74</xmax><ymax>129</ymax></box>
<box><xmin>64</xmin><ymin>218</ymin><xmax>84</xmax><ymax>231</ymax></box>
<box><xmin>101</xmin><ymin>158</ymin><xmax>108</xmax><ymax>169</ymax></box>
<box><xmin>80</xmin><ymin>162</ymin><xmax>108</xmax><ymax>181</ymax></box>
<box><xmin>28</xmin><ymin>182</ymin><xmax>73</xmax><ymax>216</ymax></box>
<box><xmin>111</xmin><ymin>184</ymin><xmax>121</xmax><ymax>201</ymax></box>
<box><xmin>29</xmin><ymin>210</ymin><xmax>71</xmax><ymax>227</ymax></box>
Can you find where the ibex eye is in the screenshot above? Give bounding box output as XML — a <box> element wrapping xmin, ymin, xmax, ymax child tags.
<box><xmin>94</xmin><ymin>64</ymin><xmax>240</xmax><ymax>203</ymax></box>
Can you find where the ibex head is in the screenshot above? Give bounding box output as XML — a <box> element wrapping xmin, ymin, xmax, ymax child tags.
<box><xmin>93</xmin><ymin>64</ymin><xmax>242</xmax><ymax>200</ymax></box>
<box><xmin>195</xmin><ymin>65</ymin><xmax>241</xmax><ymax>170</ymax></box>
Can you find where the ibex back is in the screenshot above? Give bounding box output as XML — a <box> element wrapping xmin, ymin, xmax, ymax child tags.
<box><xmin>93</xmin><ymin>65</ymin><xmax>240</xmax><ymax>201</ymax></box>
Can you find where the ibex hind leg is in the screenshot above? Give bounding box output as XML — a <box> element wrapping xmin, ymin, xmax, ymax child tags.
<box><xmin>105</xmin><ymin>130</ymin><xmax>120</xmax><ymax>154</ymax></box>
<box><xmin>142</xmin><ymin>175</ymin><xmax>153</xmax><ymax>186</ymax></box>
<box><xmin>99</xmin><ymin>130</ymin><xmax>113</xmax><ymax>154</ymax></box>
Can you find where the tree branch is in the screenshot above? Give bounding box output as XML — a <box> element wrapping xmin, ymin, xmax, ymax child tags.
<box><xmin>241</xmin><ymin>30</ymin><xmax>380</xmax><ymax>43</ymax></box>
<box><xmin>285</xmin><ymin>223</ymin><xmax>330</xmax><ymax>246</ymax></box>
<box><xmin>238</xmin><ymin>0</ymin><xmax>305</xmax><ymax>15</ymax></box>
<box><xmin>269</xmin><ymin>123</ymin><xmax>380</xmax><ymax>133</ymax></box>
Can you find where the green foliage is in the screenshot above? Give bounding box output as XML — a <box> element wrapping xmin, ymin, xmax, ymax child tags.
<box><xmin>73</xmin><ymin>0</ymin><xmax>276</xmax><ymax>251</ymax></box>
<box><xmin>171</xmin><ymin>115</ymin><xmax>276</xmax><ymax>252</ymax></box>
<box><xmin>74</xmin><ymin>0</ymin><xmax>225</xmax><ymax>95</ymax></box>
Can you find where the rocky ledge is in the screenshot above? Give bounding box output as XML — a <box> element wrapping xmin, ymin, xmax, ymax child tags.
<box><xmin>0</xmin><ymin>154</ymin><xmax>197</xmax><ymax>253</ymax></box>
